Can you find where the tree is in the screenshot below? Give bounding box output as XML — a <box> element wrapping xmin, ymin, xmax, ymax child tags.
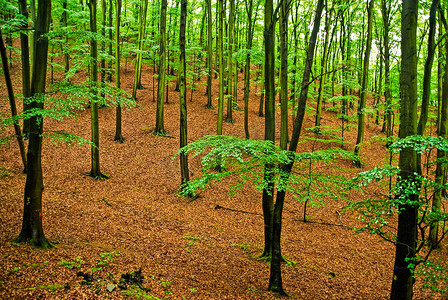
<box><xmin>88</xmin><ymin>0</ymin><xmax>106</xmax><ymax>178</ymax></box>
<box><xmin>225</xmin><ymin>0</ymin><xmax>235</xmax><ymax>123</ymax></box>
<box><xmin>205</xmin><ymin>0</ymin><xmax>213</xmax><ymax>109</ymax></box>
<box><xmin>243</xmin><ymin>0</ymin><xmax>260</xmax><ymax>139</ymax></box>
<box><xmin>279</xmin><ymin>0</ymin><xmax>289</xmax><ymax>150</ymax></box>
<box><xmin>179</xmin><ymin>0</ymin><xmax>189</xmax><ymax>188</ymax></box>
<box><xmin>154</xmin><ymin>0</ymin><xmax>167</xmax><ymax>135</ymax></box>
<box><xmin>18</xmin><ymin>0</ymin><xmax>31</xmax><ymax>136</ymax></box>
<box><xmin>261</xmin><ymin>0</ymin><xmax>275</xmax><ymax>258</ymax></box>
<box><xmin>217</xmin><ymin>0</ymin><xmax>224</xmax><ymax>135</ymax></box>
<box><xmin>353</xmin><ymin>0</ymin><xmax>374</xmax><ymax>168</ymax></box>
<box><xmin>314</xmin><ymin>1</ymin><xmax>333</xmax><ymax>132</ymax></box>
<box><xmin>389</xmin><ymin>0</ymin><xmax>418</xmax><ymax>298</ymax></box>
<box><xmin>15</xmin><ymin>0</ymin><xmax>53</xmax><ymax>248</ymax></box>
<box><xmin>114</xmin><ymin>0</ymin><xmax>124</xmax><ymax>143</ymax></box>
<box><xmin>0</xmin><ymin>28</ymin><xmax>27</xmax><ymax>172</ymax></box>
<box><xmin>268</xmin><ymin>0</ymin><xmax>324</xmax><ymax>293</ymax></box>
<box><xmin>132</xmin><ymin>0</ymin><xmax>149</xmax><ymax>99</ymax></box>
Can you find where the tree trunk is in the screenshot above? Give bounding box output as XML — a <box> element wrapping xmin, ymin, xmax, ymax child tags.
<box><xmin>389</xmin><ymin>1</ymin><xmax>418</xmax><ymax>299</ymax></box>
<box><xmin>16</xmin><ymin>0</ymin><xmax>52</xmax><ymax>248</ymax></box>
<box><xmin>269</xmin><ymin>0</ymin><xmax>324</xmax><ymax>294</ymax></box>
<box><xmin>132</xmin><ymin>0</ymin><xmax>149</xmax><ymax>99</ymax></box>
<box><xmin>154</xmin><ymin>0</ymin><xmax>167</xmax><ymax>135</ymax></box>
<box><xmin>353</xmin><ymin>0</ymin><xmax>374</xmax><ymax>168</ymax></box>
<box><xmin>261</xmin><ymin>0</ymin><xmax>275</xmax><ymax>259</ymax></box>
<box><xmin>217</xmin><ymin>0</ymin><xmax>224</xmax><ymax>135</ymax></box>
<box><xmin>88</xmin><ymin>0</ymin><xmax>105</xmax><ymax>178</ymax></box>
<box><xmin>114</xmin><ymin>0</ymin><xmax>124</xmax><ymax>142</ymax></box>
<box><xmin>18</xmin><ymin>0</ymin><xmax>31</xmax><ymax>136</ymax></box>
<box><xmin>0</xmin><ymin>29</ymin><xmax>27</xmax><ymax>172</ymax></box>
<box><xmin>315</xmin><ymin>3</ymin><xmax>333</xmax><ymax>131</ymax></box>
<box><xmin>279</xmin><ymin>0</ymin><xmax>289</xmax><ymax>150</ymax></box>
<box><xmin>179</xmin><ymin>0</ymin><xmax>189</xmax><ymax>188</ymax></box>
<box><xmin>205</xmin><ymin>0</ymin><xmax>213</xmax><ymax>108</ymax></box>
<box><xmin>225</xmin><ymin>0</ymin><xmax>235</xmax><ymax>123</ymax></box>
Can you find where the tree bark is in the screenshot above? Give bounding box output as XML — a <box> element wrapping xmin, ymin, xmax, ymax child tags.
<box><xmin>16</xmin><ymin>0</ymin><xmax>52</xmax><ymax>248</ymax></box>
<box><xmin>268</xmin><ymin>0</ymin><xmax>324</xmax><ymax>294</ymax></box>
<box><xmin>389</xmin><ymin>1</ymin><xmax>418</xmax><ymax>299</ymax></box>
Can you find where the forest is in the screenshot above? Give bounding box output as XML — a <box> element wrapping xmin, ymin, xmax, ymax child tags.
<box><xmin>1</xmin><ymin>0</ymin><xmax>448</xmax><ymax>298</ymax></box>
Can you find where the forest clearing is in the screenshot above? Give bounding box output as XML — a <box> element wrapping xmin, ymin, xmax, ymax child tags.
<box><xmin>1</xmin><ymin>0</ymin><xmax>448</xmax><ymax>299</ymax></box>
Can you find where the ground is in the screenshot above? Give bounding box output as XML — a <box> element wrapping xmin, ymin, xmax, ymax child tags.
<box><xmin>0</xmin><ymin>59</ymin><xmax>445</xmax><ymax>299</ymax></box>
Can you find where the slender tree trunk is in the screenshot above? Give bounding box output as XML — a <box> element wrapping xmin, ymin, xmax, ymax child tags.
<box><xmin>16</xmin><ymin>0</ymin><xmax>52</xmax><ymax>248</ymax></box>
<box><xmin>19</xmin><ymin>0</ymin><xmax>31</xmax><ymax>136</ymax></box>
<box><xmin>260</xmin><ymin>0</ymin><xmax>275</xmax><ymax>259</ymax></box>
<box><xmin>114</xmin><ymin>0</ymin><xmax>124</xmax><ymax>142</ymax></box>
<box><xmin>179</xmin><ymin>0</ymin><xmax>189</xmax><ymax>188</ymax></box>
<box><xmin>155</xmin><ymin>0</ymin><xmax>167</xmax><ymax>135</ymax></box>
<box><xmin>107</xmin><ymin>0</ymin><xmax>113</xmax><ymax>82</ymax></box>
<box><xmin>217</xmin><ymin>0</ymin><xmax>224</xmax><ymax>135</ymax></box>
<box><xmin>389</xmin><ymin>1</ymin><xmax>418</xmax><ymax>299</ymax></box>
<box><xmin>279</xmin><ymin>0</ymin><xmax>289</xmax><ymax>149</ymax></box>
<box><xmin>381</xmin><ymin>0</ymin><xmax>392</xmax><ymax>139</ymax></box>
<box><xmin>132</xmin><ymin>0</ymin><xmax>149</xmax><ymax>99</ymax></box>
<box><xmin>62</xmin><ymin>0</ymin><xmax>70</xmax><ymax>79</ymax></box>
<box><xmin>269</xmin><ymin>0</ymin><xmax>324</xmax><ymax>294</ymax></box>
<box><xmin>353</xmin><ymin>0</ymin><xmax>374</xmax><ymax>168</ymax></box>
<box><xmin>243</xmin><ymin>0</ymin><xmax>258</xmax><ymax>139</ymax></box>
<box><xmin>429</xmin><ymin>0</ymin><xmax>444</xmax><ymax>246</ymax></box>
<box><xmin>225</xmin><ymin>0</ymin><xmax>235</xmax><ymax>123</ymax></box>
<box><xmin>0</xmin><ymin>29</ymin><xmax>27</xmax><ymax>172</ymax></box>
<box><xmin>315</xmin><ymin>3</ymin><xmax>333</xmax><ymax>131</ymax></box>
<box><xmin>205</xmin><ymin>0</ymin><xmax>213</xmax><ymax>108</ymax></box>
<box><xmin>88</xmin><ymin>0</ymin><xmax>105</xmax><ymax>178</ymax></box>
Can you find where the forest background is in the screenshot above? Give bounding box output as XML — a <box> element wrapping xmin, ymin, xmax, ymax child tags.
<box><xmin>1</xmin><ymin>0</ymin><xmax>448</xmax><ymax>299</ymax></box>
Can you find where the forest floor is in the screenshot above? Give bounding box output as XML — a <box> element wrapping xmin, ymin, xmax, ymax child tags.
<box><xmin>0</xmin><ymin>59</ymin><xmax>446</xmax><ymax>299</ymax></box>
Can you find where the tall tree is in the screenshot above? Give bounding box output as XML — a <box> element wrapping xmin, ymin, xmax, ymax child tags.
<box><xmin>225</xmin><ymin>0</ymin><xmax>235</xmax><ymax>123</ymax></box>
<box><xmin>205</xmin><ymin>0</ymin><xmax>213</xmax><ymax>108</ymax></box>
<box><xmin>279</xmin><ymin>0</ymin><xmax>289</xmax><ymax>150</ymax></box>
<box><xmin>18</xmin><ymin>0</ymin><xmax>31</xmax><ymax>136</ymax></box>
<box><xmin>0</xmin><ymin>29</ymin><xmax>27</xmax><ymax>172</ymax></box>
<box><xmin>15</xmin><ymin>0</ymin><xmax>52</xmax><ymax>248</ymax></box>
<box><xmin>217</xmin><ymin>0</ymin><xmax>224</xmax><ymax>135</ymax></box>
<box><xmin>132</xmin><ymin>0</ymin><xmax>149</xmax><ymax>99</ymax></box>
<box><xmin>179</xmin><ymin>0</ymin><xmax>189</xmax><ymax>188</ymax></box>
<box><xmin>114</xmin><ymin>0</ymin><xmax>124</xmax><ymax>142</ymax></box>
<box><xmin>389</xmin><ymin>0</ymin><xmax>418</xmax><ymax>298</ymax></box>
<box><xmin>154</xmin><ymin>0</ymin><xmax>168</xmax><ymax>135</ymax></box>
<box><xmin>268</xmin><ymin>0</ymin><xmax>324</xmax><ymax>293</ymax></box>
<box><xmin>314</xmin><ymin>1</ymin><xmax>333</xmax><ymax>131</ymax></box>
<box><xmin>353</xmin><ymin>0</ymin><xmax>374</xmax><ymax>168</ymax></box>
<box><xmin>261</xmin><ymin>0</ymin><xmax>275</xmax><ymax>257</ymax></box>
<box><xmin>243</xmin><ymin>0</ymin><xmax>259</xmax><ymax>139</ymax></box>
<box><xmin>88</xmin><ymin>0</ymin><xmax>106</xmax><ymax>178</ymax></box>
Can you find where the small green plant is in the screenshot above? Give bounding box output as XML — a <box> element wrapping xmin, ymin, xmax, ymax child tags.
<box><xmin>189</xmin><ymin>288</ymin><xmax>196</xmax><ymax>293</ymax></box>
<box><xmin>182</xmin><ymin>235</ymin><xmax>202</xmax><ymax>246</ymax></box>
<box><xmin>160</xmin><ymin>280</ymin><xmax>172</xmax><ymax>295</ymax></box>
<box><xmin>122</xmin><ymin>286</ymin><xmax>160</xmax><ymax>299</ymax></box>
<box><xmin>29</xmin><ymin>284</ymin><xmax>65</xmax><ymax>291</ymax></box>
<box><xmin>232</xmin><ymin>243</ymin><xmax>252</xmax><ymax>254</ymax></box>
<box><xmin>59</xmin><ymin>257</ymin><xmax>84</xmax><ymax>269</ymax></box>
<box><xmin>96</xmin><ymin>251</ymin><xmax>119</xmax><ymax>267</ymax></box>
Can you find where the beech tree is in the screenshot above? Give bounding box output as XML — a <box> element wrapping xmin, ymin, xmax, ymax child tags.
<box><xmin>154</xmin><ymin>0</ymin><xmax>167</xmax><ymax>135</ymax></box>
<box><xmin>16</xmin><ymin>0</ymin><xmax>53</xmax><ymax>248</ymax></box>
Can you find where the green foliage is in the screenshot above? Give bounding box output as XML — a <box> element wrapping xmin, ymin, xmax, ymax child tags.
<box><xmin>346</xmin><ymin>135</ymin><xmax>448</xmax><ymax>268</ymax></box>
<box><xmin>96</xmin><ymin>251</ymin><xmax>119</xmax><ymax>267</ymax></box>
<box><xmin>29</xmin><ymin>284</ymin><xmax>65</xmax><ymax>291</ymax></box>
<box><xmin>175</xmin><ymin>135</ymin><xmax>356</xmax><ymax>215</ymax></box>
<box><xmin>58</xmin><ymin>257</ymin><xmax>84</xmax><ymax>269</ymax></box>
<box><xmin>416</xmin><ymin>259</ymin><xmax>448</xmax><ymax>294</ymax></box>
<box><xmin>122</xmin><ymin>286</ymin><xmax>160</xmax><ymax>299</ymax></box>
